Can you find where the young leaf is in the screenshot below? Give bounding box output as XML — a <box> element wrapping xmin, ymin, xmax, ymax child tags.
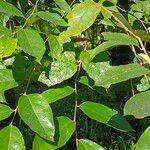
<box><xmin>79</xmin><ymin>101</ymin><xmax>133</xmax><ymax>132</ymax></box>
<box><xmin>0</xmin><ymin>92</ymin><xmax>6</xmax><ymax>102</ymax></box>
<box><xmin>59</xmin><ymin>1</ymin><xmax>101</xmax><ymax>40</ymax></box>
<box><xmin>18</xmin><ymin>94</ymin><xmax>55</xmax><ymax>141</ymax></box>
<box><xmin>17</xmin><ymin>28</ymin><xmax>45</xmax><ymax>62</ymax></box>
<box><xmin>36</xmin><ymin>11</ymin><xmax>68</xmax><ymax>26</ymax></box>
<box><xmin>0</xmin><ymin>69</ymin><xmax>18</xmax><ymax>92</ymax></box>
<box><xmin>38</xmin><ymin>51</ymin><xmax>77</xmax><ymax>86</ymax></box>
<box><xmin>124</xmin><ymin>90</ymin><xmax>150</xmax><ymax>119</ymax></box>
<box><xmin>0</xmin><ymin>125</ymin><xmax>25</xmax><ymax>150</ymax></box>
<box><xmin>54</xmin><ymin>0</ymin><xmax>71</xmax><ymax>13</ymax></box>
<box><xmin>0</xmin><ymin>104</ymin><xmax>13</xmax><ymax>121</ymax></box>
<box><xmin>0</xmin><ymin>36</ymin><xmax>17</xmax><ymax>59</ymax></box>
<box><xmin>41</xmin><ymin>86</ymin><xmax>74</xmax><ymax>103</ymax></box>
<box><xmin>0</xmin><ymin>0</ymin><xmax>23</xmax><ymax>17</ymax></box>
<box><xmin>135</xmin><ymin>127</ymin><xmax>150</xmax><ymax>150</ymax></box>
<box><xmin>78</xmin><ymin>139</ymin><xmax>105</xmax><ymax>150</ymax></box>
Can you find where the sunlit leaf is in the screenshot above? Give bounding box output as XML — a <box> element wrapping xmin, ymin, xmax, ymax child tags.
<box><xmin>78</xmin><ymin>139</ymin><xmax>105</xmax><ymax>150</ymax></box>
<box><xmin>59</xmin><ymin>1</ymin><xmax>101</xmax><ymax>40</ymax></box>
<box><xmin>38</xmin><ymin>51</ymin><xmax>77</xmax><ymax>86</ymax></box>
<box><xmin>0</xmin><ymin>125</ymin><xmax>25</xmax><ymax>150</ymax></box>
<box><xmin>0</xmin><ymin>36</ymin><xmax>17</xmax><ymax>59</ymax></box>
<box><xmin>18</xmin><ymin>94</ymin><xmax>55</xmax><ymax>141</ymax></box>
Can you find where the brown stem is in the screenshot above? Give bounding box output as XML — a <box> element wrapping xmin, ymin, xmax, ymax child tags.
<box><xmin>72</xmin><ymin>61</ymin><xmax>82</xmax><ymax>150</ymax></box>
<box><xmin>102</xmin><ymin>6</ymin><xmax>150</xmax><ymax>61</ymax></box>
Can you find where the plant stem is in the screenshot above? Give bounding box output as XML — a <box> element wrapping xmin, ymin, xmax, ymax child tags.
<box><xmin>73</xmin><ymin>60</ymin><xmax>82</xmax><ymax>149</ymax></box>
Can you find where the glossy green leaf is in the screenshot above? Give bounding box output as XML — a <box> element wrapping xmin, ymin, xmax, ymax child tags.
<box><xmin>17</xmin><ymin>28</ymin><xmax>45</xmax><ymax>62</ymax></box>
<box><xmin>0</xmin><ymin>125</ymin><xmax>25</xmax><ymax>150</ymax></box>
<box><xmin>124</xmin><ymin>90</ymin><xmax>150</xmax><ymax>119</ymax></box>
<box><xmin>0</xmin><ymin>104</ymin><xmax>13</xmax><ymax>121</ymax></box>
<box><xmin>36</xmin><ymin>11</ymin><xmax>68</xmax><ymax>26</ymax></box>
<box><xmin>84</xmin><ymin>63</ymin><xmax>150</xmax><ymax>88</ymax></box>
<box><xmin>48</xmin><ymin>34</ymin><xmax>63</xmax><ymax>59</ymax></box>
<box><xmin>0</xmin><ymin>24</ymin><xmax>11</xmax><ymax>36</ymax></box>
<box><xmin>0</xmin><ymin>36</ymin><xmax>17</xmax><ymax>59</ymax></box>
<box><xmin>54</xmin><ymin>0</ymin><xmax>71</xmax><ymax>13</ymax></box>
<box><xmin>57</xmin><ymin>116</ymin><xmax>75</xmax><ymax>147</ymax></box>
<box><xmin>32</xmin><ymin>134</ymin><xmax>56</xmax><ymax>150</ymax></box>
<box><xmin>79</xmin><ymin>101</ymin><xmax>133</xmax><ymax>132</ymax></box>
<box><xmin>78</xmin><ymin>139</ymin><xmax>105</xmax><ymax>150</ymax></box>
<box><xmin>0</xmin><ymin>69</ymin><xmax>18</xmax><ymax>92</ymax></box>
<box><xmin>38</xmin><ymin>51</ymin><xmax>77</xmax><ymax>86</ymax></box>
<box><xmin>18</xmin><ymin>94</ymin><xmax>55</xmax><ymax>141</ymax></box>
<box><xmin>0</xmin><ymin>0</ymin><xmax>23</xmax><ymax>17</ymax></box>
<box><xmin>59</xmin><ymin>1</ymin><xmax>101</xmax><ymax>40</ymax></box>
<box><xmin>42</xmin><ymin>86</ymin><xmax>74</xmax><ymax>103</ymax></box>
<box><xmin>32</xmin><ymin>116</ymin><xmax>75</xmax><ymax>149</ymax></box>
<box><xmin>135</xmin><ymin>127</ymin><xmax>150</xmax><ymax>150</ymax></box>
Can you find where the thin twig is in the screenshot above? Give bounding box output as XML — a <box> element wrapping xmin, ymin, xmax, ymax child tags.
<box><xmin>13</xmin><ymin>0</ymin><xmax>39</xmax><ymax>35</ymax></box>
<box><xmin>101</xmin><ymin>6</ymin><xmax>150</xmax><ymax>61</ymax></box>
<box><xmin>24</xmin><ymin>67</ymin><xmax>35</xmax><ymax>95</ymax></box>
<box><xmin>10</xmin><ymin>106</ymin><xmax>18</xmax><ymax>125</ymax></box>
<box><xmin>73</xmin><ymin>60</ymin><xmax>82</xmax><ymax>149</ymax></box>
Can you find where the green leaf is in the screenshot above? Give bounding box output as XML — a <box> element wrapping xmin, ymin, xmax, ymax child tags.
<box><xmin>135</xmin><ymin>127</ymin><xmax>150</xmax><ymax>150</ymax></box>
<box><xmin>124</xmin><ymin>90</ymin><xmax>150</xmax><ymax>119</ymax></box>
<box><xmin>79</xmin><ymin>101</ymin><xmax>133</xmax><ymax>132</ymax></box>
<box><xmin>59</xmin><ymin>1</ymin><xmax>101</xmax><ymax>40</ymax></box>
<box><xmin>38</xmin><ymin>51</ymin><xmax>77</xmax><ymax>86</ymax></box>
<box><xmin>84</xmin><ymin>63</ymin><xmax>150</xmax><ymax>88</ymax></box>
<box><xmin>0</xmin><ymin>0</ymin><xmax>23</xmax><ymax>17</ymax></box>
<box><xmin>78</xmin><ymin>139</ymin><xmax>105</xmax><ymax>150</ymax></box>
<box><xmin>0</xmin><ymin>69</ymin><xmax>18</xmax><ymax>92</ymax></box>
<box><xmin>17</xmin><ymin>28</ymin><xmax>45</xmax><ymax>62</ymax></box>
<box><xmin>18</xmin><ymin>94</ymin><xmax>55</xmax><ymax>141</ymax></box>
<box><xmin>0</xmin><ymin>36</ymin><xmax>17</xmax><ymax>59</ymax></box>
<box><xmin>89</xmin><ymin>33</ymin><xmax>138</xmax><ymax>59</ymax></box>
<box><xmin>56</xmin><ymin>116</ymin><xmax>75</xmax><ymax>147</ymax></box>
<box><xmin>0</xmin><ymin>24</ymin><xmax>11</xmax><ymax>36</ymax></box>
<box><xmin>32</xmin><ymin>116</ymin><xmax>75</xmax><ymax>149</ymax></box>
<box><xmin>133</xmin><ymin>30</ymin><xmax>150</xmax><ymax>42</ymax></box>
<box><xmin>32</xmin><ymin>135</ymin><xmax>56</xmax><ymax>150</ymax></box>
<box><xmin>0</xmin><ymin>125</ymin><xmax>25</xmax><ymax>150</ymax></box>
<box><xmin>54</xmin><ymin>0</ymin><xmax>71</xmax><ymax>13</ymax></box>
<box><xmin>36</xmin><ymin>11</ymin><xmax>68</xmax><ymax>26</ymax></box>
<box><xmin>0</xmin><ymin>104</ymin><xmax>13</xmax><ymax>121</ymax></box>
<box><xmin>48</xmin><ymin>34</ymin><xmax>63</xmax><ymax>59</ymax></box>
<box><xmin>0</xmin><ymin>92</ymin><xmax>6</xmax><ymax>102</ymax></box>
<box><xmin>42</xmin><ymin>86</ymin><xmax>74</xmax><ymax>103</ymax></box>
<box><xmin>102</xmin><ymin>32</ymin><xmax>139</xmax><ymax>46</ymax></box>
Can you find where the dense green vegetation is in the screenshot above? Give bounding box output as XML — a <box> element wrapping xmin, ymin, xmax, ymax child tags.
<box><xmin>0</xmin><ymin>0</ymin><xmax>150</xmax><ymax>149</ymax></box>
